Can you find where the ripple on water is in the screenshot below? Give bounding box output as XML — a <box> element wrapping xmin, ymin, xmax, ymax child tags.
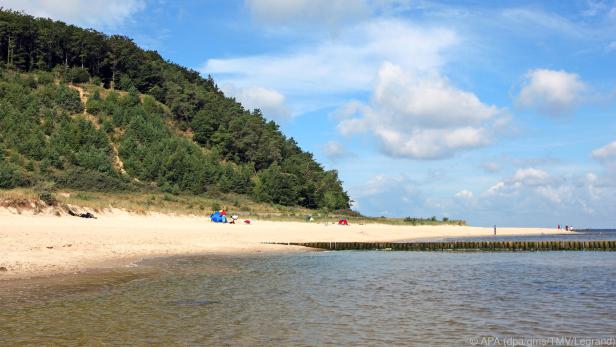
<box><xmin>1</xmin><ymin>252</ymin><xmax>616</xmax><ymax>345</ymax></box>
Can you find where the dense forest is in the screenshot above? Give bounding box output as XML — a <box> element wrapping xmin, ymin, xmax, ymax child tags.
<box><xmin>0</xmin><ymin>9</ymin><xmax>350</xmax><ymax>210</ymax></box>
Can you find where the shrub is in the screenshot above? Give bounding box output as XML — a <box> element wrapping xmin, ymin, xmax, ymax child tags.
<box><xmin>20</xmin><ymin>74</ymin><xmax>38</xmax><ymax>89</ymax></box>
<box><xmin>162</xmin><ymin>193</ymin><xmax>177</xmax><ymax>202</ymax></box>
<box><xmin>86</xmin><ymin>98</ymin><xmax>102</xmax><ymax>115</ymax></box>
<box><xmin>67</xmin><ymin>67</ymin><xmax>90</xmax><ymax>83</ymax></box>
<box><xmin>34</xmin><ymin>181</ymin><xmax>57</xmax><ymax>206</ymax></box>
<box><xmin>118</xmin><ymin>75</ymin><xmax>135</xmax><ymax>91</ymax></box>
<box><xmin>101</xmin><ymin>119</ymin><xmax>114</xmax><ymax>134</ymax></box>
<box><xmin>55</xmin><ymin>86</ymin><xmax>83</xmax><ymax>113</ymax></box>
<box><xmin>38</xmin><ymin>191</ymin><xmax>57</xmax><ymax>205</ymax></box>
<box><xmin>211</xmin><ymin>202</ymin><xmax>221</xmax><ymax>212</ymax></box>
<box><xmin>52</xmin><ymin>167</ymin><xmax>131</xmax><ymax>191</ymax></box>
<box><xmin>91</xmin><ymin>76</ymin><xmax>102</xmax><ymax>86</ymax></box>
<box><xmin>0</xmin><ymin>160</ymin><xmax>32</xmax><ymax>188</ymax></box>
<box><xmin>75</xmin><ymin>192</ymin><xmax>94</xmax><ymax>200</ymax></box>
<box><xmin>36</xmin><ymin>71</ymin><xmax>55</xmax><ymax>85</ymax></box>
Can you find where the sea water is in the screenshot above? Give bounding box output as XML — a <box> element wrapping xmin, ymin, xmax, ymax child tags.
<box><xmin>1</xmin><ymin>251</ymin><xmax>616</xmax><ymax>346</ymax></box>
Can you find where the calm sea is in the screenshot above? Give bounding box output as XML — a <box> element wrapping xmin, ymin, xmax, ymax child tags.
<box><xmin>2</xmin><ymin>251</ymin><xmax>616</xmax><ymax>346</ymax></box>
<box><xmin>438</xmin><ymin>229</ymin><xmax>616</xmax><ymax>242</ymax></box>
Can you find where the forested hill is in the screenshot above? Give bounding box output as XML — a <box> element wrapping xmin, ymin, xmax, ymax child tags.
<box><xmin>0</xmin><ymin>9</ymin><xmax>350</xmax><ymax>210</ymax></box>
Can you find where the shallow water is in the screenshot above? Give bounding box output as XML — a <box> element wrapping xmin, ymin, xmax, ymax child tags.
<box><xmin>2</xmin><ymin>252</ymin><xmax>616</xmax><ymax>346</ymax></box>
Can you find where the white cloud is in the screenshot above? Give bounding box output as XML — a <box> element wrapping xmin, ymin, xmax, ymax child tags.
<box><xmin>203</xmin><ymin>19</ymin><xmax>457</xmax><ymax>113</ymax></box>
<box><xmin>1</xmin><ymin>0</ymin><xmax>145</xmax><ymax>29</ymax></box>
<box><xmin>484</xmin><ymin>168</ymin><xmax>551</xmax><ymax>199</ymax></box>
<box><xmin>582</xmin><ymin>1</ymin><xmax>609</xmax><ymax>17</ymax></box>
<box><xmin>244</xmin><ymin>0</ymin><xmax>423</xmax><ymax>30</ymax></box>
<box><xmin>454</xmin><ymin>189</ymin><xmax>476</xmax><ymax>208</ymax></box>
<box><xmin>512</xmin><ymin>168</ymin><xmax>550</xmax><ymax>185</ymax></box>
<box><xmin>323</xmin><ymin>141</ymin><xmax>351</xmax><ymax>160</ymax></box>
<box><xmin>337</xmin><ymin>62</ymin><xmax>499</xmax><ymax>159</ymax></box>
<box><xmin>330</xmin><ymin>100</ymin><xmax>364</xmax><ymax>120</ymax></box>
<box><xmin>350</xmin><ymin>166</ymin><xmax>616</xmax><ymax>226</ymax></box>
<box><xmin>535</xmin><ymin>185</ymin><xmax>570</xmax><ymax>205</ymax></box>
<box><xmin>485</xmin><ymin>181</ymin><xmax>507</xmax><ymax>197</ymax></box>
<box><xmin>375</xmin><ymin>126</ymin><xmax>489</xmax><ymax>159</ymax></box>
<box><xmin>501</xmin><ymin>8</ymin><xmax>591</xmax><ymax>39</ymax></box>
<box><xmin>221</xmin><ymin>84</ymin><xmax>291</xmax><ymax>121</ymax></box>
<box><xmin>592</xmin><ymin>140</ymin><xmax>616</xmax><ymax>161</ymax></box>
<box><xmin>455</xmin><ymin>189</ymin><xmax>474</xmax><ymax>199</ymax></box>
<box><xmin>516</xmin><ymin>69</ymin><xmax>587</xmax><ymax>117</ymax></box>
<box><xmin>474</xmin><ymin>165</ymin><xmax>616</xmax><ymax>225</ymax></box>
<box><xmin>348</xmin><ymin>174</ymin><xmax>435</xmax><ymax>217</ymax></box>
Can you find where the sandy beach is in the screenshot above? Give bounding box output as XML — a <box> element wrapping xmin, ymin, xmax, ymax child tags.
<box><xmin>0</xmin><ymin>208</ymin><xmax>556</xmax><ymax>280</ymax></box>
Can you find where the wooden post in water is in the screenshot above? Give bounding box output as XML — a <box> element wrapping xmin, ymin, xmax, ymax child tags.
<box><xmin>267</xmin><ymin>239</ymin><xmax>616</xmax><ymax>252</ymax></box>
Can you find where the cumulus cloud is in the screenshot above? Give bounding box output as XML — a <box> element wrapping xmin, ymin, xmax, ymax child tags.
<box><xmin>484</xmin><ymin>168</ymin><xmax>551</xmax><ymax>197</ymax></box>
<box><xmin>516</xmin><ymin>69</ymin><xmax>587</xmax><ymax>117</ymax></box>
<box><xmin>483</xmin><ymin>168</ymin><xmax>591</xmax><ymax>210</ymax></box>
<box><xmin>1</xmin><ymin>0</ymin><xmax>145</xmax><ymax>29</ymax></box>
<box><xmin>351</xmin><ymin>166</ymin><xmax>616</xmax><ymax>226</ymax></box>
<box><xmin>348</xmin><ymin>174</ymin><xmax>434</xmax><ymax>217</ymax></box>
<box><xmin>221</xmin><ymin>84</ymin><xmax>291</xmax><ymax>121</ymax></box>
<box><xmin>336</xmin><ymin>62</ymin><xmax>500</xmax><ymax>159</ymax></box>
<box><xmin>323</xmin><ymin>141</ymin><xmax>351</xmax><ymax>160</ymax></box>
<box><xmin>485</xmin><ymin>181</ymin><xmax>507</xmax><ymax>197</ymax></box>
<box><xmin>203</xmin><ymin>19</ymin><xmax>457</xmax><ymax>112</ymax></box>
<box><xmin>592</xmin><ymin>140</ymin><xmax>616</xmax><ymax>161</ymax></box>
<box><xmin>512</xmin><ymin>168</ymin><xmax>550</xmax><ymax>185</ymax></box>
<box><xmin>454</xmin><ymin>189</ymin><xmax>476</xmax><ymax>208</ymax></box>
<box><xmin>484</xmin><ymin>168</ymin><xmax>551</xmax><ymax>199</ymax></box>
<box><xmin>475</xmin><ymin>165</ymin><xmax>616</xmax><ymax>225</ymax></box>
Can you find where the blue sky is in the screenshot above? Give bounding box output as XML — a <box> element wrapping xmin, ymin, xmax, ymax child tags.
<box><xmin>6</xmin><ymin>0</ymin><xmax>616</xmax><ymax>227</ymax></box>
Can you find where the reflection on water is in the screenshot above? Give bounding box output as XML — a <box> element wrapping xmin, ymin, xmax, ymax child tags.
<box><xmin>2</xmin><ymin>252</ymin><xmax>616</xmax><ymax>346</ymax></box>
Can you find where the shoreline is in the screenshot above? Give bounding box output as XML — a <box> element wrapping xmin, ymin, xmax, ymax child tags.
<box><xmin>0</xmin><ymin>208</ymin><xmax>557</xmax><ymax>281</ymax></box>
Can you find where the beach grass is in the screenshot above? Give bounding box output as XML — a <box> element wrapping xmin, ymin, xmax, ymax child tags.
<box><xmin>0</xmin><ymin>188</ymin><xmax>465</xmax><ymax>226</ymax></box>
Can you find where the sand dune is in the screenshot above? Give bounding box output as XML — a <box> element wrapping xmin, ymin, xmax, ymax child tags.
<box><xmin>0</xmin><ymin>208</ymin><xmax>556</xmax><ymax>279</ymax></box>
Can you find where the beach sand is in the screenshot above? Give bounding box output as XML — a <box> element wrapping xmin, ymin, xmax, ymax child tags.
<box><xmin>0</xmin><ymin>208</ymin><xmax>556</xmax><ymax>279</ymax></box>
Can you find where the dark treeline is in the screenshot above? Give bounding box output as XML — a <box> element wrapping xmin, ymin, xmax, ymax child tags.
<box><xmin>0</xmin><ymin>9</ymin><xmax>350</xmax><ymax>210</ymax></box>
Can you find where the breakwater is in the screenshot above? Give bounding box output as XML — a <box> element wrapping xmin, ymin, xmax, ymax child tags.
<box><xmin>268</xmin><ymin>240</ymin><xmax>616</xmax><ymax>251</ymax></box>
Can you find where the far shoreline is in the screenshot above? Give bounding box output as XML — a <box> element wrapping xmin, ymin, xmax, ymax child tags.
<box><xmin>1</xmin><ymin>208</ymin><xmax>558</xmax><ymax>281</ymax></box>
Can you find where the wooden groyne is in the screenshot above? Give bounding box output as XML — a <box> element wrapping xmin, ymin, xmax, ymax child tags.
<box><xmin>268</xmin><ymin>241</ymin><xmax>616</xmax><ymax>252</ymax></box>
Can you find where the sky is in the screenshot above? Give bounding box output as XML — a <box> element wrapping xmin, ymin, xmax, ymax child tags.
<box><xmin>4</xmin><ymin>0</ymin><xmax>616</xmax><ymax>227</ymax></box>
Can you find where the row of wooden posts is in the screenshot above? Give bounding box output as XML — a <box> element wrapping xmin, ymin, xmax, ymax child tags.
<box><xmin>267</xmin><ymin>240</ymin><xmax>616</xmax><ymax>251</ymax></box>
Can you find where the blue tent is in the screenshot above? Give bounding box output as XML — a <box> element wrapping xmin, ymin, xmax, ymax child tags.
<box><xmin>210</xmin><ymin>211</ymin><xmax>227</xmax><ymax>223</ymax></box>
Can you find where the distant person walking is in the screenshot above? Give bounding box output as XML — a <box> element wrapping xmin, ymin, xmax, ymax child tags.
<box><xmin>493</xmin><ymin>225</ymin><xmax>496</xmax><ymax>236</ymax></box>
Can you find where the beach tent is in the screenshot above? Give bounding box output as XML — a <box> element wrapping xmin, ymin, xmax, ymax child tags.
<box><xmin>338</xmin><ymin>219</ymin><xmax>349</xmax><ymax>226</ymax></box>
<box><xmin>210</xmin><ymin>211</ymin><xmax>227</xmax><ymax>223</ymax></box>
